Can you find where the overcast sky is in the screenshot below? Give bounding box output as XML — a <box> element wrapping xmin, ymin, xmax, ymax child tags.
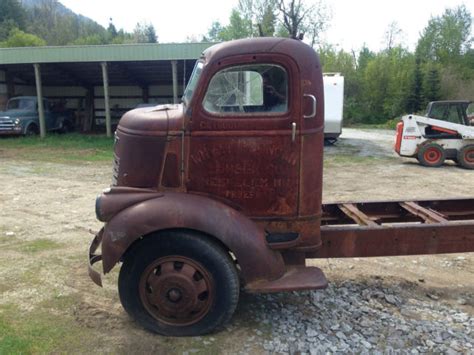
<box><xmin>59</xmin><ymin>0</ymin><xmax>474</xmax><ymax>52</ymax></box>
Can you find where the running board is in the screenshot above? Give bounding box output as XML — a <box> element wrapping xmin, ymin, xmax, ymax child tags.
<box><xmin>244</xmin><ymin>266</ymin><xmax>328</xmax><ymax>293</ymax></box>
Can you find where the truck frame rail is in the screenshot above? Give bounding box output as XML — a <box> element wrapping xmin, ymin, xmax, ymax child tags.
<box><xmin>314</xmin><ymin>198</ymin><xmax>474</xmax><ymax>258</ymax></box>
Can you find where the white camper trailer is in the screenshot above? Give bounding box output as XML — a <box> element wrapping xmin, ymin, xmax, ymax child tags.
<box><xmin>323</xmin><ymin>73</ymin><xmax>344</xmax><ymax>143</ymax></box>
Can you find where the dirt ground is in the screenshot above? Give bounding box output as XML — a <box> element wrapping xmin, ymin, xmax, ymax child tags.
<box><xmin>0</xmin><ymin>128</ymin><xmax>473</xmax><ymax>353</ymax></box>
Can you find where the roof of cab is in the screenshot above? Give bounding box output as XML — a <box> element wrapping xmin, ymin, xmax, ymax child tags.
<box><xmin>202</xmin><ymin>37</ymin><xmax>317</xmax><ymax>66</ymax></box>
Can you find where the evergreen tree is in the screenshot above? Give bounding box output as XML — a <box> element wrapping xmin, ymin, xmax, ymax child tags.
<box><xmin>131</xmin><ymin>22</ymin><xmax>158</xmax><ymax>43</ymax></box>
<box><xmin>107</xmin><ymin>18</ymin><xmax>118</xmax><ymax>39</ymax></box>
<box><xmin>144</xmin><ymin>24</ymin><xmax>158</xmax><ymax>43</ymax></box>
<box><xmin>423</xmin><ymin>65</ymin><xmax>441</xmax><ymax>103</ymax></box>
<box><xmin>406</xmin><ymin>57</ymin><xmax>424</xmax><ymax>114</ymax></box>
<box><xmin>357</xmin><ymin>46</ymin><xmax>375</xmax><ymax>71</ymax></box>
<box><xmin>259</xmin><ymin>4</ymin><xmax>276</xmax><ymax>36</ymax></box>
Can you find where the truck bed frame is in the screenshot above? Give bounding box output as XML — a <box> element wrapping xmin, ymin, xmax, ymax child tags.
<box><xmin>313</xmin><ymin>198</ymin><xmax>474</xmax><ymax>258</ymax></box>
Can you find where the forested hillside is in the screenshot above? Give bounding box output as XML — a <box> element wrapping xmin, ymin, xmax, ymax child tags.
<box><xmin>0</xmin><ymin>0</ymin><xmax>157</xmax><ymax>47</ymax></box>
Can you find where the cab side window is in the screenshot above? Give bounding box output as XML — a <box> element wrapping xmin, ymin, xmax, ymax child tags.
<box><xmin>446</xmin><ymin>105</ymin><xmax>463</xmax><ymax>124</ymax></box>
<box><xmin>428</xmin><ymin>105</ymin><xmax>445</xmax><ymax>120</ymax></box>
<box><xmin>203</xmin><ymin>64</ymin><xmax>288</xmax><ymax>115</ymax></box>
<box><xmin>467</xmin><ymin>103</ymin><xmax>474</xmax><ymax>126</ymax></box>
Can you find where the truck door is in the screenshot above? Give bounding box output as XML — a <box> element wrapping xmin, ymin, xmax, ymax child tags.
<box><xmin>188</xmin><ymin>56</ymin><xmax>301</xmax><ymax>217</ymax></box>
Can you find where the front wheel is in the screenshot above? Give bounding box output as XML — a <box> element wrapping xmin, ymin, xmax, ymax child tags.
<box><xmin>25</xmin><ymin>124</ymin><xmax>39</xmax><ymax>136</ymax></box>
<box><xmin>118</xmin><ymin>231</ymin><xmax>239</xmax><ymax>336</ymax></box>
<box><xmin>417</xmin><ymin>143</ymin><xmax>445</xmax><ymax>167</ymax></box>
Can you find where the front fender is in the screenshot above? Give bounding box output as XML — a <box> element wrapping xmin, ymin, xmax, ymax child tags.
<box><xmin>100</xmin><ymin>191</ymin><xmax>285</xmax><ymax>285</ymax></box>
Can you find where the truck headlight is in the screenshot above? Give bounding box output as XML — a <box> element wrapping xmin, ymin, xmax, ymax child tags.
<box><xmin>95</xmin><ymin>194</ymin><xmax>104</xmax><ymax>221</ymax></box>
<box><xmin>95</xmin><ymin>188</ymin><xmax>111</xmax><ymax>222</ymax></box>
<box><xmin>14</xmin><ymin>118</ymin><xmax>20</xmax><ymax>125</ymax></box>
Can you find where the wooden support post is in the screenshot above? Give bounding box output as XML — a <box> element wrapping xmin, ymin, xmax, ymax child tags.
<box><xmin>33</xmin><ymin>64</ymin><xmax>46</xmax><ymax>138</ymax></box>
<box><xmin>101</xmin><ymin>62</ymin><xmax>112</xmax><ymax>138</ymax></box>
<box><xmin>171</xmin><ymin>60</ymin><xmax>178</xmax><ymax>104</ymax></box>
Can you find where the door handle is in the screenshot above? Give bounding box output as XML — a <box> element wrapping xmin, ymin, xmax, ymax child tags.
<box><xmin>291</xmin><ymin>122</ymin><xmax>296</xmax><ymax>142</ymax></box>
<box><xmin>303</xmin><ymin>94</ymin><xmax>317</xmax><ymax>119</ymax></box>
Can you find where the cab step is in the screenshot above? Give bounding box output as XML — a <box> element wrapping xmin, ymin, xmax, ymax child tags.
<box><xmin>245</xmin><ymin>266</ymin><xmax>328</xmax><ymax>293</ymax></box>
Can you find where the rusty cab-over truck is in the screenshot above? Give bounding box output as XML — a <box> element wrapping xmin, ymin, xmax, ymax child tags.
<box><xmin>89</xmin><ymin>38</ymin><xmax>474</xmax><ymax>336</ymax></box>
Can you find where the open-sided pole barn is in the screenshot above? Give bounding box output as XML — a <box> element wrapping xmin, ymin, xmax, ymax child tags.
<box><xmin>0</xmin><ymin>43</ymin><xmax>212</xmax><ymax>137</ymax></box>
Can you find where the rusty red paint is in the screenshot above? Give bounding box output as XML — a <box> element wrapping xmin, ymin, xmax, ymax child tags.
<box><xmin>97</xmin><ymin>190</ymin><xmax>286</xmax><ymax>285</ymax></box>
<box><xmin>309</xmin><ymin>198</ymin><xmax>474</xmax><ymax>258</ymax></box>
<box><xmin>87</xmin><ymin>38</ymin><xmax>474</xmax><ymax>335</ymax></box>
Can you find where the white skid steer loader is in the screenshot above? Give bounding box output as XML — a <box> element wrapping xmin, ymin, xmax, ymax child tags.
<box><xmin>395</xmin><ymin>100</ymin><xmax>474</xmax><ymax>169</ymax></box>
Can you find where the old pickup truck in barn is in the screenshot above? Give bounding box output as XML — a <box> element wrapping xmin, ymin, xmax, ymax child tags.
<box><xmin>0</xmin><ymin>96</ymin><xmax>74</xmax><ymax>135</ymax></box>
<box><xmin>88</xmin><ymin>37</ymin><xmax>474</xmax><ymax>336</ymax></box>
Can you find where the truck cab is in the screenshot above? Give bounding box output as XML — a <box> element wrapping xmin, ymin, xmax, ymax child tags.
<box><xmin>91</xmin><ymin>37</ymin><xmax>325</xmax><ymax>335</ymax></box>
<box><xmin>106</xmin><ymin>37</ymin><xmax>325</xmax><ymax>248</ymax></box>
<box><xmin>89</xmin><ymin>38</ymin><xmax>474</xmax><ymax>336</ymax></box>
<box><xmin>0</xmin><ymin>96</ymin><xmax>74</xmax><ymax>135</ymax></box>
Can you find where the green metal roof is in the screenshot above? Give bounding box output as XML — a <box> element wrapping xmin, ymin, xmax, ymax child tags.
<box><xmin>0</xmin><ymin>42</ymin><xmax>214</xmax><ymax>65</ymax></box>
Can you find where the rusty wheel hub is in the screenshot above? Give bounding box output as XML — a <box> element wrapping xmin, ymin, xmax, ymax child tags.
<box><xmin>424</xmin><ymin>148</ymin><xmax>441</xmax><ymax>163</ymax></box>
<box><xmin>139</xmin><ymin>256</ymin><xmax>214</xmax><ymax>326</ymax></box>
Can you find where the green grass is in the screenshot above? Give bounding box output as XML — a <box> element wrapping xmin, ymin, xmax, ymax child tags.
<box><xmin>19</xmin><ymin>239</ymin><xmax>63</xmax><ymax>253</ymax></box>
<box><xmin>0</xmin><ymin>297</ymin><xmax>97</xmax><ymax>354</ymax></box>
<box><xmin>0</xmin><ymin>133</ymin><xmax>114</xmax><ymax>163</ymax></box>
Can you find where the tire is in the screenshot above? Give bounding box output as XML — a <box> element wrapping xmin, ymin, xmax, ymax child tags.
<box><xmin>324</xmin><ymin>138</ymin><xmax>337</xmax><ymax>146</ymax></box>
<box><xmin>118</xmin><ymin>231</ymin><xmax>239</xmax><ymax>336</ymax></box>
<box><xmin>456</xmin><ymin>145</ymin><xmax>474</xmax><ymax>169</ymax></box>
<box><xmin>417</xmin><ymin>143</ymin><xmax>445</xmax><ymax>167</ymax></box>
<box><xmin>25</xmin><ymin>124</ymin><xmax>39</xmax><ymax>136</ymax></box>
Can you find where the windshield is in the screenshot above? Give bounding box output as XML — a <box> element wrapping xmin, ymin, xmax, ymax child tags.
<box><xmin>182</xmin><ymin>61</ymin><xmax>203</xmax><ymax>106</ymax></box>
<box><xmin>7</xmin><ymin>98</ymin><xmax>35</xmax><ymax>111</ymax></box>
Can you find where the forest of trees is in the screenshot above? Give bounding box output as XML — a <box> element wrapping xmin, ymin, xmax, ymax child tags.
<box><xmin>0</xmin><ymin>0</ymin><xmax>472</xmax><ymax>124</ymax></box>
<box><xmin>0</xmin><ymin>0</ymin><xmax>158</xmax><ymax>47</ymax></box>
